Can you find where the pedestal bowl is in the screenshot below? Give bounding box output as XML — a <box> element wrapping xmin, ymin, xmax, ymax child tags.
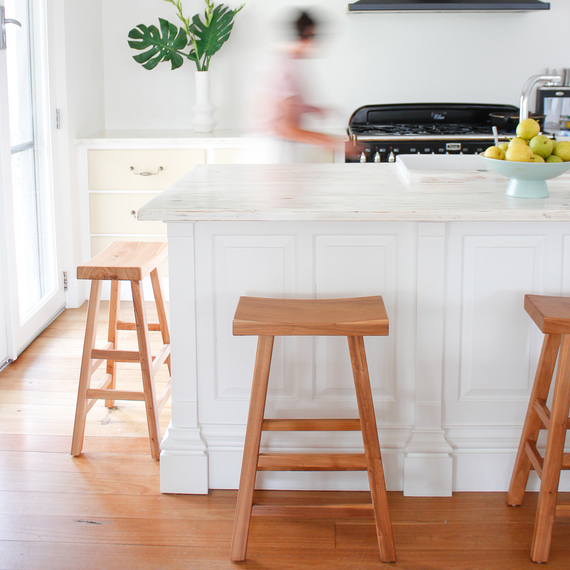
<box><xmin>479</xmin><ymin>155</ymin><xmax>570</xmax><ymax>198</ymax></box>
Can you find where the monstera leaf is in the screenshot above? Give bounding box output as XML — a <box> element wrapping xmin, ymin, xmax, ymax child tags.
<box><xmin>128</xmin><ymin>18</ymin><xmax>188</xmax><ymax>70</ymax></box>
<box><xmin>188</xmin><ymin>5</ymin><xmax>238</xmax><ymax>65</ymax></box>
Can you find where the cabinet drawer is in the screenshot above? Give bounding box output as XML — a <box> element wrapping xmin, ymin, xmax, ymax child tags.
<box><xmin>213</xmin><ymin>148</ymin><xmax>246</xmax><ymax>164</ymax></box>
<box><xmin>89</xmin><ymin>193</ymin><xmax>166</xmax><ymax>235</ymax></box>
<box><xmin>88</xmin><ymin>149</ymin><xmax>205</xmax><ymax>190</ymax></box>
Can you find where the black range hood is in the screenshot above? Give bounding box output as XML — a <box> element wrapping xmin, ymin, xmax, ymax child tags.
<box><xmin>348</xmin><ymin>0</ymin><xmax>550</xmax><ymax>11</ymax></box>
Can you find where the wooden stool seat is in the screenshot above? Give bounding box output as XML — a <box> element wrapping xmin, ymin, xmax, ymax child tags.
<box><xmin>71</xmin><ymin>241</ymin><xmax>171</xmax><ymax>460</ymax></box>
<box><xmin>233</xmin><ymin>296</ymin><xmax>389</xmax><ymax>336</ymax></box>
<box><xmin>508</xmin><ymin>294</ymin><xmax>570</xmax><ymax>562</ymax></box>
<box><xmin>525</xmin><ymin>294</ymin><xmax>570</xmax><ymax>334</ymax></box>
<box><xmin>76</xmin><ymin>241</ymin><xmax>168</xmax><ymax>281</ymax></box>
<box><xmin>230</xmin><ymin>295</ymin><xmax>396</xmax><ymax>563</ymax></box>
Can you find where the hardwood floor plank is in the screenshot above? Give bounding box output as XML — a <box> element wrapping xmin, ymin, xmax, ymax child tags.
<box><xmin>0</xmin><ymin>515</ymin><xmax>334</xmax><ymax>549</ymax></box>
<box><xmin>0</xmin><ymin>434</ymin><xmax>153</xmax><ymax>454</ymax></box>
<box><xmin>336</xmin><ymin>519</ymin><xmax>570</xmax><ymax>551</ymax></box>
<box><xmin>0</xmin><ymin>470</ymin><xmax>161</xmax><ymax>495</ymax></box>
<box><xmin>0</xmin><ymin>450</ymin><xmax>163</xmax><ymax>474</ymax></box>
<box><xmin>1</xmin><ymin>305</ymin><xmax>570</xmax><ymax>568</ymax></box>
<box><xmin>0</xmin><ymin>491</ymin><xmax>238</xmax><ymax>520</ymax></box>
<box><xmin>6</xmin><ymin>543</ymin><xmax>570</xmax><ymax>570</ymax></box>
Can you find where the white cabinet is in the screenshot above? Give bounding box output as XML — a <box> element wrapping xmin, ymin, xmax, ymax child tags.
<box><xmin>157</xmin><ymin>218</ymin><xmax>570</xmax><ymax>496</ymax></box>
<box><xmin>76</xmin><ymin>131</ymin><xmax>254</xmax><ymax>301</ymax></box>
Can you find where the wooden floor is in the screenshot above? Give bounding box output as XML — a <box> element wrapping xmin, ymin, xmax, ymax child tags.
<box><xmin>1</xmin><ymin>303</ymin><xmax>570</xmax><ymax>569</ymax></box>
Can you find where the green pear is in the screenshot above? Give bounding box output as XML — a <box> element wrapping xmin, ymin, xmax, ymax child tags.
<box><xmin>529</xmin><ymin>135</ymin><xmax>554</xmax><ymax>158</ymax></box>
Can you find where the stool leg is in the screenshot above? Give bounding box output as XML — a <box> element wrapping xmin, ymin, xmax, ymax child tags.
<box><xmin>230</xmin><ymin>335</ymin><xmax>274</xmax><ymax>562</ymax></box>
<box><xmin>150</xmin><ymin>268</ymin><xmax>171</xmax><ymax>375</ymax></box>
<box><xmin>531</xmin><ymin>333</ymin><xmax>570</xmax><ymax>563</ymax></box>
<box><xmin>71</xmin><ymin>280</ymin><xmax>102</xmax><ymax>456</ymax></box>
<box><xmin>131</xmin><ymin>280</ymin><xmax>161</xmax><ymax>461</ymax></box>
<box><xmin>348</xmin><ymin>335</ymin><xmax>396</xmax><ymax>563</ymax></box>
<box><xmin>508</xmin><ymin>333</ymin><xmax>561</xmax><ymax>506</ymax></box>
<box><xmin>105</xmin><ymin>280</ymin><xmax>121</xmax><ymax>408</ymax></box>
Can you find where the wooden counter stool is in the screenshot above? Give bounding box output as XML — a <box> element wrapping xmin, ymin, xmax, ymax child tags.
<box><xmin>71</xmin><ymin>241</ymin><xmax>171</xmax><ymax>460</ymax></box>
<box><xmin>230</xmin><ymin>295</ymin><xmax>396</xmax><ymax>563</ymax></box>
<box><xmin>508</xmin><ymin>294</ymin><xmax>570</xmax><ymax>563</ymax></box>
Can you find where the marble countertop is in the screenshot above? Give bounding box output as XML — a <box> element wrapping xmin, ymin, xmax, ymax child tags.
<box><xmin>137</xmin><ymin>162</ymin><xmax>570</xmax><ymax>223</ymax></box>
<box><xmin>76</xmin><ymin>128</ymin><xmax>347</xmax><ymax>146</ymax></box>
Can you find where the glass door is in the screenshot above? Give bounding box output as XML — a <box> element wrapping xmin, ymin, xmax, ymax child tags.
<box><xmin>0</xmin><ymin>0</ymin><xmax>65</xmax><ymax>356</ymax></box>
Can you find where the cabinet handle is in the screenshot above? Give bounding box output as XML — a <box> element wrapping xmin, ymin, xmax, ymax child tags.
<box><xmin>130</xmin><ymin>166</ymin><xmax>163</xmax><ymax>176</ymax></box>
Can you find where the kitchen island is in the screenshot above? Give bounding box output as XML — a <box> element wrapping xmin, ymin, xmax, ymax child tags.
<box><xmin>137</xmin><ymin>161</ymin><xmax>570</xmax><ymax>496</ymax></box>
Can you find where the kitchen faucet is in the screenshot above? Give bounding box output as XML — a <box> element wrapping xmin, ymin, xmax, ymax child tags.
<box><xmin>519</xmin><ymin>74</ymin><xmax>562</xmax><ymax>123</ymax></box>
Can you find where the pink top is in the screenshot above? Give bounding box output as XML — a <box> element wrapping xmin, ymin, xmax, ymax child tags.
<box><xmin>253</xmin><ymin>54</ymin><xmax>307</xmax><ymax>137</ymax></box>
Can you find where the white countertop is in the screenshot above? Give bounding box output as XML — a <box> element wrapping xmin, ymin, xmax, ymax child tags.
<box><xmin>76</xmin><ymin>128</ymin><xmax>252</xmax><ymax>146</ymax></box>
<box><xmin>137</xmin><ymin>162</ymin><xmax>570</xmax><ymax>223</ymax></box>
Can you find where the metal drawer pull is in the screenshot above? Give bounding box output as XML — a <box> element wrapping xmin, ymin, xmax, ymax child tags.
<box><xmin>130</xmin><ymin>166</ymin><xmax>163</xmax><ymax>176</ymax></box>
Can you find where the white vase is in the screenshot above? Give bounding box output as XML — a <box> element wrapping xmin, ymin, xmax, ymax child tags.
<box><xmin>191</xmin><ymin>70</ymin><xmax>216</xmax><ymax>133</ymax></box>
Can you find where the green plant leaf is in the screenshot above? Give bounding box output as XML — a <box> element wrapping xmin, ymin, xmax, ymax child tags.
<box><xmin>189</xmin><ymin>5</ymin><xmax>238</xmax><ymax>63</ymax></box>
<box><xmin>128</xmin><ymin>18</ymin><xmax>188</xmax><ymax>70</ymax></box>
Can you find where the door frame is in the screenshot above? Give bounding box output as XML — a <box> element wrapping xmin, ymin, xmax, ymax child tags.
<box><xmin>0</xmin><ymin>0</ymin><xmax>71</xmax><ymax>356</ymax></box>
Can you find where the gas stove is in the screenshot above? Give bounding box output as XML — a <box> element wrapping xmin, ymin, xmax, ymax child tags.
<box><xmin>346</xmin><ymin>103</ymin><xmax>519</xmax><ymax>163</ymax></box>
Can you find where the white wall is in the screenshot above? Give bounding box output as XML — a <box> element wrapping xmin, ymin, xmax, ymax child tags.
<box><xmin>100</xmin><ymin>0</ymin><xmax>570</xmax><ymax>131</ymax></box>
<box><xmin>56</xmin><ymin>0</ymin><xmax>106</xmax><ymax>306</ymax></box>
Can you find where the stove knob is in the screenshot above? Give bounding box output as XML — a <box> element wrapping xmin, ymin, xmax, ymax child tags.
<box><xmin>387</xmin><ymin>151</ymin><xmax>396</xmax><ymax>163</ymax></box>
<box><xmin>374</xmin><ymin>151</ymin><xmax>381</xmax><ymax>163</ymax></box>
<box><xmin>359</xmin><ymin>151</ymin><xmax>367</xmax><ymax>163</ymax></box>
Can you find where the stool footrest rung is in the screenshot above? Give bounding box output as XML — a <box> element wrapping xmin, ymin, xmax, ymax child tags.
<box><xmin>525</xmin><ymin>440</ymin><xmax>544</xmax><ymax>478</ymax></box>
<box><xmin>257</xmin><ymin>453</ymin><xmax>368</xmax><ymax>471</ymax></box>
<box><xmin>85</xmin><ymin>373</ymin><xmax>114</xmax><ymax>413</ymax></box>
<box><xmin>251</xmin><ymin>502</ymin><xmax>374</xmax><ymax>518</ymax></box>
<box><xmin>157</xmin><ymin>383</ymin><xmax>172</xmax><ymax>412</ymax></box>
<box><xmin>90</xmin><ymin>342</ymin><xmax>113</xmax><ymax>374</ymax></box>
<box><xmin>533</xmin><ymin>398</ymin><xmax>570</xmax><ymax>430</ymax></box>
<box><xmin>262</xmin><ymin>419</ymin><xmax>361</xmax><ymax>432</ymax></box>
<box><xmin>91</xmin><ymin>348</ymin><xmax>141</xmax><ymax>362</ymax></box>
<box><xmin>86</xmin><ymin>388</ymin><xmax>146</xmax><ymax>401</ymax></box>
<box><xmin>117</xmin><ymin>320</ymin><xmax>162</xmax><ymax>332</ymax></box>
<box><xmin>534</xmin><ymin>399</ymin><xmax>551</xmax><ymax>429</ymax></box>
<box><xmin>152</xmin><ymin>345</ymin><xmax>171</xmax><ymax>376</ymax></box>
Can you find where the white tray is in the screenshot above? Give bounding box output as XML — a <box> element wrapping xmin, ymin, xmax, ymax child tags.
<box><xmin>396</xmin><ymin>154</ymin><xmax>502</xmax><ymax>184</ymax></box>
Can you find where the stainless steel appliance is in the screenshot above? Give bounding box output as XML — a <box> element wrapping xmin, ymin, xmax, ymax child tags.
<box><xmin>345</xmin><ymin>102</ymin><xmax>519</xmax><ymax>163</ymax></box>
<box><xmin>536</xmin><ymin>86</ymin><xmax>570</xmax><ymax>134</ymax></box>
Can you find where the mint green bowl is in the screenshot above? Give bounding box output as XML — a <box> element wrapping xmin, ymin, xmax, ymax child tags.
<box><xmin>479</xmin><ymin>155</ymin><xmax>570</xmax><ymax>198</ymax></box>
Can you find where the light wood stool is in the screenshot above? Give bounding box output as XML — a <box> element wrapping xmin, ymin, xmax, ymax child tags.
<box><xmin>508</xmin><ymin>294</ymin><xmax>570</xmax><ymax>562</ymax></box>
<box><xmin>230</xmin><ymin>295</ymin><xmax>396</xmax><ymax>563</ymax></box>
<box><xmin>71</xmin><ymin>241</ymin><xmax>171</xmax><ymax>460</ymax></box>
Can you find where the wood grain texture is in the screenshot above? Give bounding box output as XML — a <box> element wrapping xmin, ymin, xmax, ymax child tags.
<box><xmin>530</xmin><ymin>334</ymin><xmax>570</xmax><ymax>562</ymax></box>
<box><xmin>4</xmin><ymin>304</ymin><xmax>570</xmax><ymax>568</ymax></box>
<box><xmin>233</xmin><ymin>296</ymin><xmax>389</xmax><ymax>336</ymax></box>
<box><xmin>348</xmin><ymin>334</ymin><xmax>396</xmax><ymax>562</ymax></box>
<box><xmin>77</xmin><ymin>241</ymin><xmax>167</xmax><ymax>281</ymax></box>
<box><xmin>71</xmin><ymin>249</ymin><xmax>171</xmax><ymax>461</ymax></box>
<box><xmin>256</xmin><ymin>453</ymin><xmax>368</xmax><ymax>471</ymax></box>
<box><xmin>230</xmin><ymin>335</ymin><xmax>274</xmax><ymax>562</ymax></box>
<box><xmin>525</xmin><ymin>295</ymin><xmax>570</xmax><ymax>334</ymax></box>
<box><xmin>262</xmin><ymin>418</ymin><xmax>361</xmax><ymax>431</ymax></box>
<box><xmin>507</xmin><ymin>332</ymin><xmax>560</xmax><ymax>506</ymax></box>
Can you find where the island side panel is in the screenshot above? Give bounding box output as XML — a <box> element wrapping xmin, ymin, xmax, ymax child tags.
<box><xmin>160</xmin><ymin>221</ymin><xmax>208</xmax><ymax>494</ymax></box>
<box><xmin>193</xmin><ymin>221</ymin><xmax>416</xmax><ymax>492</ymax></box>
<box><xmin>444</xmin><ymin>221</ymin><xmax>570</xmax><ymax>492</ymax></box>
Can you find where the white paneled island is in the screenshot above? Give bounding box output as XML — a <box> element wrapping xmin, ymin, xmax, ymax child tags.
<box><xmin>137</xmin><ymin>160</ymin><xmax>570</xmax><ymax>497</ymax></box>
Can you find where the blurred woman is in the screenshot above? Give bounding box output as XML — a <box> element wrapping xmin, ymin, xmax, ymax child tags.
<box><xmin>249</xmin><ymin>9</ymin><xmax>345</xmax><ymax>163</ymax></box>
